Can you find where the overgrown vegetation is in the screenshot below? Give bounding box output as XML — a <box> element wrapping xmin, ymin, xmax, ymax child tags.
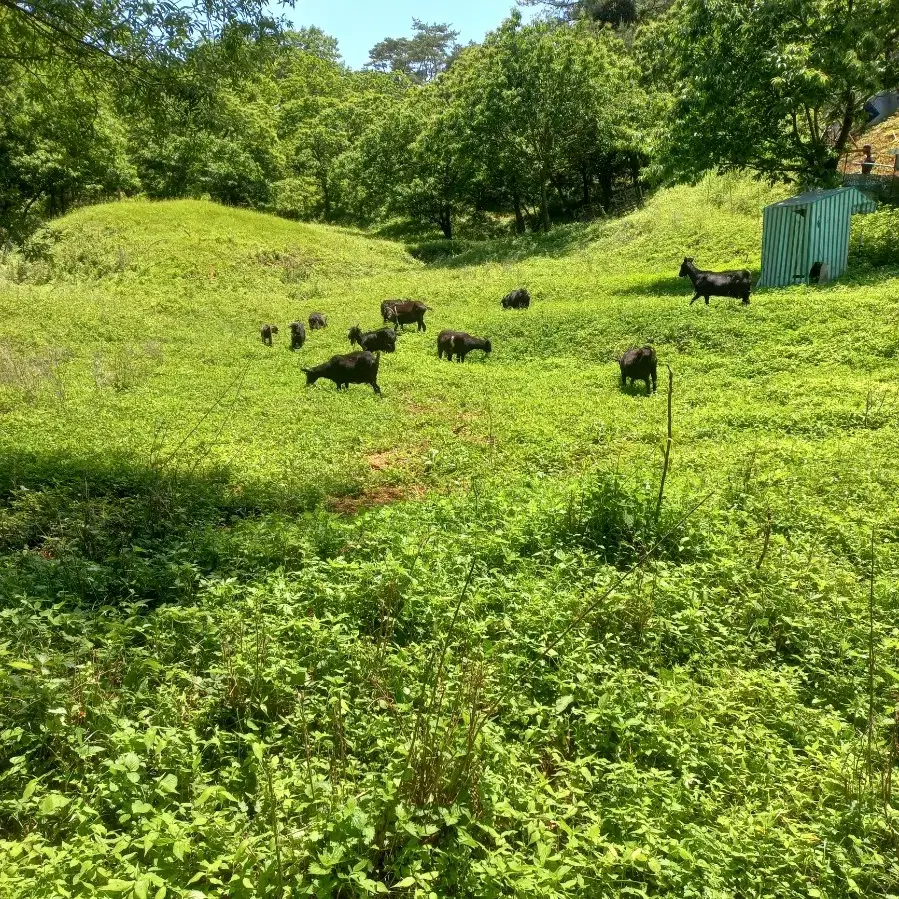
<box><xmin>1</xmin><ymin>177</ymin><xmax>898</xmax><ymax>896</ymax></box>
<box><xmin>5</xmin><ymin>0</ymin><xmax>896</xmax><ymax>243</ymax></box>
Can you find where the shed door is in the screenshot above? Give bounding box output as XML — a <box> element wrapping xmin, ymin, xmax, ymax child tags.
<box><xmin>786</xmin><ymin>207</ymin><xmax>809</xmax><ymax>283</ymax></box>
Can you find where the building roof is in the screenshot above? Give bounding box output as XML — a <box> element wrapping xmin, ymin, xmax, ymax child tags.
<box><xmin>766</xmin><ymin>187</ymin><xmax>876</xmax><ymax>213</ymax></box>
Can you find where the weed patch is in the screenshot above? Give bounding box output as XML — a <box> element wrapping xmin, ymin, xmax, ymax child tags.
<box><xmin>1</xmin><ymin>179</ymin><xmax>898</xmax><ymax>897</ymax></box>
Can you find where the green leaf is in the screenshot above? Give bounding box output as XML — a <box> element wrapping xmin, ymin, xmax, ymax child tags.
<box><xmin>135</xmin><ymin>880</ymin><xmax>150</xmax><ymax>899</ymax></box>
<box><xmin>8</xmin><ymin>660</ymin><xmax>34</xmax><ymax>671</ymax></box>
<box><xmin>21</xmin><ymin>779</ymin><xmax>39</xmax><ymax>801</ymax></box>
<box><xmin>132</xmin><ymin>800</ymin><xmax>153</xmax><ymax>815</ymax></box>
<box><xmin>100</xmin><ymin>880</ymin><xmax>133</xmax><ymax>893</ymax></box>
<box><xmin>38</xmin><ymin>793</ymin><xmax>69</xmax><ymax>815</ymax></box>
<box><xmin>159</xmin><ymin>773</ymin><xmax>178</xmax><ymax>793</ymax></box>
<box><xmin>394</xmin><ymin>876</ymin><xmax>416</xmax><ymax>888</ymax></box>
<box><xmin>555</xmin><ymin>695</ymin><xmax>574</xmax><ymax>713</ymax></box>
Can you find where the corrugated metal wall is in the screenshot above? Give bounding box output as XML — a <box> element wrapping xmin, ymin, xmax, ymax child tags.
<box><xmin>808</xmin><ymin>191</ymin><xmax>853</xmax><ymax>282</ymax></box>
<box><xmin>759</xmin><ymin>189</ymin><xmax>871</xmax><ymax>287</ymax></box>
<box><xmin>759</xmin><ymin>205</ymin><xmax>811</xmax><ymax>287</ymax></box>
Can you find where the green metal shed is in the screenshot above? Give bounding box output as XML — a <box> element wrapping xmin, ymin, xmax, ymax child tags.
<box><xmin>758</xmin><ymin>187</ymin><xmax>876</xmax><ymax>287</ymax></box>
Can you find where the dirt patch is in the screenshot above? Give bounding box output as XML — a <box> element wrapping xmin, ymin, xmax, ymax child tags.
<box><xmin>328</xmin><ymin>485</ymin><xmax>425</xmax><ymax>515</ymax></box>
<box><xmin>365</xmin><ymin>443</ymin><xmax>429</xmax><ymax>473</ymax></box>
<box><xmin>405</xmin><ymin>402</ymin><xmax>437</xmax><ymax>416</ymax></box>
<box><xmin>253</xmin><ymin>249</ymin><xmax>315</xmax><ymax>283</ymax></box>
<box><xmin>365</xmin><ymin>451</ymin><xmax>397</xmax><ymax>471</ymax></box>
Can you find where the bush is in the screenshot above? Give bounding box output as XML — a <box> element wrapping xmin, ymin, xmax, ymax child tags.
<box><xmin>850</xmin><ymin>205</ymin><xmax>899</xmax><ymax>268</ymax></box>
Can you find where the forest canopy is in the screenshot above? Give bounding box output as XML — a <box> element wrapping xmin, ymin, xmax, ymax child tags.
<box><xmin>1</xmin><ymin>0</ymin><xmax>896</xmax><ymax>242</ymax></box>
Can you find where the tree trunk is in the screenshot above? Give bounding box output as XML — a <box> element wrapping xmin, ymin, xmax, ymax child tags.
<box><xmin>833</xmin><ymin>91</ymin><xmax>856</xmax><ymax>155</ymax></box>
<box><xmin>540</xmin><ymin>181</ymin><xmax>550</xmax><ymax>233</ymax></box>
<box><xmin>581</xmin><ymin>167</ymin><xmax>591</xmax><ymax>207</ymax></box>
<box><xmin>550</xmin><ymin>175</ymin><xmax>570</xmax><ymax>217</ymax></box>
<box><xmin>322</xmin><ymin>178</ymin><xmax>331</xmax><ymax>222</ymax></box>
<box><xmin>599</xmin><ymin>170</ymin><xmax>613</xmax><ymax>210</ymax></box>
<box><xmin>440</xmin><ymin>205</ymin><xmax>452</xmax><ymax>240</ymax></box>
<box><xmin>629</xmin><ymin>153</ymin><xmax>642</xmax><ymax>201</ymax></box>
<box><xmin>513</xmin><ymin>191</ymin><xmax>525</xmax><ymax>235</ymax></box>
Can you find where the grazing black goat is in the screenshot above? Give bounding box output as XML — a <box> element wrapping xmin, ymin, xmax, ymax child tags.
<box><xmin>619</xmin><ymin>346</ymin><xmax>657</xmax><ymax>394</ymax></box>
<box><xmin>289</xmin><ymin>321</ymin><xmax>306</xmax><ymax>350</ymax></box>
<box><xmin>437</xmin><ymin>330</ymin><xmax>492</xmax><ymax>362</ymax></box>
<box><xmin>501</xmin><ymin>288</ymin><xmax>530</xmax><ymax>309</ymax></box>
<box><xmin>302</xmin><ymin>351</ymin><xmax>381</xmax><ymax>394</ymax></box>
<box><xmin>679</xmin><ymin>257</ymin><xmax>751</xmax><ymax>306</ymax></box>
<box><xmin>260</xmin><ymin>324</ymin><xmax>279</xmax><ymax>346</ymax></box>
<box><xmin>348</xmin><ymin>325</ymin><xmax>396</xmax><ymax>353</ymax></box>
<box><xmin>308</xmin><ymin>312</ymin><xmax>327</xmax><ymax>330</ymax></box>
<box><xmin>382</xmin><ymin>300</ymin><xmax>431</xmax><ymax>332</ymax></box>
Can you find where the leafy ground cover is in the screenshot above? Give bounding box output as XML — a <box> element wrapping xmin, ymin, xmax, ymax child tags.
<box><xmin>1</xmin><ymin>176</ymin><xmax>898</xmax><ymax>897</ymax></box>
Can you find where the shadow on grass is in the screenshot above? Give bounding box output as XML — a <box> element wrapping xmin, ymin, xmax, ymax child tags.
<box><xmin>0</xmin><ymin>449</ymin><xmax>346</xmax><ymax>608</ymax></box>
<box><xmin>619</xmin><ymin>380</ymin><xmax>657</xmax><ymax>398</ymax></box>
<box><xmin>408</xmin><ymin>224</ymin><xmax>594</xmax><ymax>268</ymax></box>
<box><xmin>614</xmin><ymin>270</ymin><xmax>762</xmax><ymax>302</ymax></box>
<box><xmin>613</xmin><ymin>275</ymin><xmax>689</xmax><ymax>299</ymax></box>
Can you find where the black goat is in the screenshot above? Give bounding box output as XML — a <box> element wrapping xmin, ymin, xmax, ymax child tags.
<box><xmin>383</xmin><ymin>300</ymin><xmax>431</xmax><ymax>332</ymax></box>
<box><xmin>260</xmin><ymin>324</ymin><xmax>279</xmax><ymax>346</ymax></box>
<box><xmin>380</xmin><ymin>299</ymin><xmax>400</xmax><ymax>323</ymax></box>
<box><xmin>302</xmin><ymin>351</ymin><xmax>381</xmax><ymax>394</ymax></box>
<box><xmin>619</xmin><ymin>346</ymin><xmax>657</xmax><ymax>394</ymax></box>
<box><xmin>348</xmin><ymin>325</ymin><xmax>396</xmax><ymax>353</ymax></box>
<box><xmin>501</xmin><ymin>288</ymin><xmax>530</xmax><ymax>309</ymax></box>
<box><xmin>679</xmin><ymin>257</ymin><xmax>751</xmax><ymax>306</ymax></box>
<box><xmin>289</xmin><ymin>321</ymin><xmax>306</xmax><ymax>350</ymax></box>
<box><xmin>309</xmin><ymin>312</ymin><xmax>327</xmax><ymax>330</ymax></box>
<box><xmin>437</xmin><ymin>330</ymin><xmax>491</xmax><ymax>362</ymax></box>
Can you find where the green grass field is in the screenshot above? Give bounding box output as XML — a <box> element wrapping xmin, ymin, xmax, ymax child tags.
<box><xmin>2</xmin><ymin>176</ymin><xmax>898</xmax><ymax>898</ymax></box>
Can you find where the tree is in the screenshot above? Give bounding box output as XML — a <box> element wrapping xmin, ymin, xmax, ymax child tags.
<box><xmin>349</xmin><ymin>85</ymin><xmax>471</xmax><ymax>237</ymax></box>
<box><xmin>449</xmin><ymin>13</ymin><xmax>636</xmax><ymax>231</ymax></box>
<box><xmin>639</xmin><ymin>0</ymin><xmax>899</xmax><ymax>186</ymax></box>
<box><xmin>519</xmin><ymin>0</ymin><xmax>674</xmax><ymax>27</ymax></box>
<box><xmin>0</xmin><ymin>0</ymin><xmax>285</xmax><ymax>80</ymax></box>
<box><xmin>128</xmin><ymin>84</ymin><xmax>285</xmax><ymax>208</ymax></box>
<box><xmin>274</xmin><ymin>39</ymin><xmax>407</xmax><ymax>222</ymax></box>
<box><xmin>0</xmin><ymin>75</ymin><xmax>137</xmax><ymax>241</ymax></box>
<box><xmin>0</xmin><ymin>1</ymin><xmax>288</xmax><ymax>239</ymax></box>
<box><xmin>366</xmin><ymin>19</ymin><xmax>459</xmax><ymax>82</ymax></box>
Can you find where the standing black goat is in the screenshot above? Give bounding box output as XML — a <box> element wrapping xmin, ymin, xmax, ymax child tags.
<box><xmin>679</xmin><ymin>257</ymin><xmax>751</xmax><ymax>306</ymax></box>
<box><xmin>348</xmin><ymin>325</ymin><xmax>396</xmax><ymax>353</ymax></box>
<box><xmin>302</xmin><ymin>351</ymin><xmax>382</xmax><ymax>394</ymax></box>
<box><xmin>618</xmin><ymin>346</ymin><xmax>657</xmax><ymax>394</ymax></box>
<box><xmin>437</xmin><ymin>330</ymin><xmax>491</xmax><ymax>362</ymax></box>
<box><xmin>382</xmin><ymin>300</ymin><xmax>431</xmax><ymax>331</ymax></box>
<box><xmin>501</xmin><ymin>288</ymin><xmax>530</xmax><ymax>309</ymax></box>
<box><xmin>289</xmin><ymin>321</ymin><xmax>306</xmax><ymax>350</ymax></box>
<box><xmin>260</xmin><ymin>324</ymin><xmax>279</xmax><ymax>346</ymax></box>
<box><xmin>308</xmin><ymin>312</ymin><xmax>327</xmax><ymax>330</ymax></box>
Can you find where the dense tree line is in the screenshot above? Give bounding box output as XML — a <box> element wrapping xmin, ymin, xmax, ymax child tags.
<box><xmin>1</xmin><ymin>0</ymin><xmax>897</xmax><ymax>243</ymax></box>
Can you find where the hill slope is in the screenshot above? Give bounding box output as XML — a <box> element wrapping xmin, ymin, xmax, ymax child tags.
<box><xmin>1</xmin><ymin>181</ymin><xmax>898</xmax><ymax>898</ymax></box>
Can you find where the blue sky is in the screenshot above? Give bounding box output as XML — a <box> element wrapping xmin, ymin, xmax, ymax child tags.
<box><xmin>279</xmin><ymin>0</ymin><xmax>528</xmax><ymax>68</ymax></box>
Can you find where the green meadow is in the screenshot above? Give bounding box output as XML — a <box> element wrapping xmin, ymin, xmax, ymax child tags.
<box><xmin>2</xmin><ymin>175</ymin><xmax>899</xmax><ymax>898</ymax></box>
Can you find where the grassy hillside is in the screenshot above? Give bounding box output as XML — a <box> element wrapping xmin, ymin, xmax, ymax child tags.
<box><xmin>1</xmin><ymin>178</ymin><xmax>899</xmax><ymax>898</ymax></box>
